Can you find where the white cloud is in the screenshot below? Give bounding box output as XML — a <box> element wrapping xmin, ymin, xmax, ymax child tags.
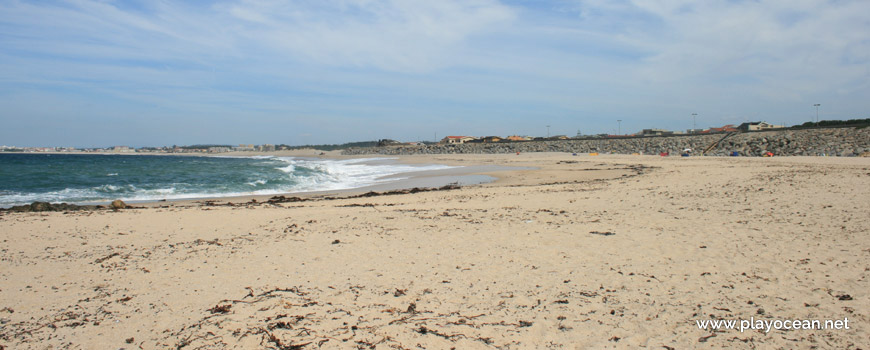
<box><xmin>218</xmin><ymin>0</ymin><xmax>517</xmax><ymax>71</ymax></box>
<box><xmin>574</xmin><ymin>0</ymin><xmax>870</xmax><ymax>98</ymax></box>
<box><xmin>0</xmin><ymin>0</ymin><xmax>868</xmax><ymax>146</ymax></box>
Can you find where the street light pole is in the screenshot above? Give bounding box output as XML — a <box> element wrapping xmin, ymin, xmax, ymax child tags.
<box><xmin>546</xmin><ymin>125</ymin><xmax>551</xmax><ymax>138</ymax></box>
<box><xmin>813</xmin><ymin>104</ymin><xmax>821</xmax><ymax>124</ymax></box>
<box><xmin>617</xmin><ymin>120</ymin><xmax>622</xmax><ymax>135</ymax></box>
<box><xmin>692</xmin><ymin>113</ymin><xmax>698</xmax><ymax>132</ymax></box>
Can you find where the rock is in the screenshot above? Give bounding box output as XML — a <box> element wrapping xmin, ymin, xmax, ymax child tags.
<box><xmin>111</xmin><ymin>200</ymin><xmax>127</xmax><ymax>210</ymax></box>
<box><xmin>342</xmin><ymin>127</ymin><xmax>870</xmax><ymax>158</ymax></box>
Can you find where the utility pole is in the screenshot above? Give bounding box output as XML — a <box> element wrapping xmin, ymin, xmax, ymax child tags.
<box><xmin>617</xmin><ymin>120</ymin><xmax>622</xmax><ymax>135</ymax></box>
<box><xmin>814</xmin><ymin>104</ymin><xmax>821</xmax><ymax>124</ymax></box>
<box><xmin>546</xmin><ymin>125</ymin><xmax>551</xmax><ymax>138</ymax></box>
<box><xmin>692</xmin><ymin>113</ymin><xmax>698</xmax><ymax>133</ymax></box>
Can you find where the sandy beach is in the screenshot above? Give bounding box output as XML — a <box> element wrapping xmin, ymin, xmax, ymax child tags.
<box><xmin>1</xmin><ymin>153</ymin><xmax>868</xmax><ymax>349</ymax></box>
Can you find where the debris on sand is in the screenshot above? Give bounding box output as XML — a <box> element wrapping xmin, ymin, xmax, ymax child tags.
<box><xmin>590</xmin><ymin>231</ymin><xmax>616</xmax><ymax>236</ymax></box>
<box><xmin>338</xmin><ymin>183</ymin><xmax>462</xmax><ymax>199</ymax></box>
<box><xmin>266</xmin><ymin>196</ymin><xmax>309</xmax><ymax>204</ymax></box>
<box><xmin>2</xmin><ymin>201</ymin><xmax>97</xmax><ymax>212</ymax></box>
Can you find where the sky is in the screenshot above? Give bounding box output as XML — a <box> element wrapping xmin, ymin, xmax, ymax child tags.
<box><xmin>1</xmin><ymin>0</ymin><xmax>868</xmax><ymax>147</ymax></box>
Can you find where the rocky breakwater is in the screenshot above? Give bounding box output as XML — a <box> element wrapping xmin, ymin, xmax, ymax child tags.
<box><xmin>342</xmin><ymin>127</ymin><xmax>870</xmax><ymax>157</ymax></box>
<box><xmin>709</xmin><ymin>127</ymin><xmax>870</xmax><ymax>157</ymax></box>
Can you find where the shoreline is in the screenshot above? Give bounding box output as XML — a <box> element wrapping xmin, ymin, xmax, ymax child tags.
<box><xmin>5</xmin><ymin>151</ymin><xmax>868</xmax><ymax>209</ymax></box>
<box><xmin>0</xmin><ymin>152</ymin><xmax>532</xmax><ymax>209</ymax></box>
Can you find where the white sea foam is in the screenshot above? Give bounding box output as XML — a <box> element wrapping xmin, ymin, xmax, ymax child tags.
<box><xmin>246</xmin><ymin>179</ymin><xmax>268</xmax><ymax>186</ymax></box>
<box><xmin>277</xmin><ymin>164</ymin><xmax>296</xmax><ymax>173</ymax></box>
<box><xmin>0</xmin><ymin>157</ymin><xmax>458</xmax><ymax>207</ymax></box>
<box><xmin>273</xmin><ymin>157</ymin><xmax>454</xmax><ymax>192</ymax></box>
<box><xmin>1</xmin><ymin>188</ymin><xmax>104</xmax><ymax>206</ymax></box>
<box><xmin>2</xmin><ymin>185</ymin><xmax>219</xmax><ymax>206</ymax></box>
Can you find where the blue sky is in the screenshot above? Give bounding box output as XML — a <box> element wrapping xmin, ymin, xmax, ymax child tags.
<box><xmin>1</xmin><ymin>0</ymin><xmax>868</xmax><ymax>147</ymax></box>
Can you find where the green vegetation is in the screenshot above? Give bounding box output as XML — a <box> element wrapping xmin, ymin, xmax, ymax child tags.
<box><xmin>276</xmin><ymin>141</ymin><xmax>380</xmax><ymax>151</ymax></box>
<box><xmin>178</xmin><ymin>144</ymin><xmax>234</xmax><ymax>150</ymax></box>
<box><xmin>796</xmin><ymin>118</ymin><xmax>870</xmax><ymax>128</ymax></box>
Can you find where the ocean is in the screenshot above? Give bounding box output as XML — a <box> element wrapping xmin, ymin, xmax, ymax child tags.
<box><xmin>0</xmin><ymin>153</ymin><xmax>455</xmax><ymax>207</ymax></box>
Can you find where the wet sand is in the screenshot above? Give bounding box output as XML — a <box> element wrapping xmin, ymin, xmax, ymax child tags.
<box><xmin>0</xmin><ymin>153</ymin><xmax>867</xmax><ymax>349</ymax></box>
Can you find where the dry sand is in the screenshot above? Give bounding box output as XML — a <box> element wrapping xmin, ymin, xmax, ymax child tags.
<box><xmin>0</xmin><ymin>153</ymin><xmax>868</xmax><ymax>349</ymax></box>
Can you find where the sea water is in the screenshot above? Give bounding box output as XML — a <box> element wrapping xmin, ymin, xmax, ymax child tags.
<box><xmin>0</xmin><ymin>153</ymin><xmax>453</xmax><ymax>207</ymax></box>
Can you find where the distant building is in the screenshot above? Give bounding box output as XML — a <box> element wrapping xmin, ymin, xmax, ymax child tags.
<box><xmin>505</xmin><ymin>135</ymin><xmax>530</xmax><ymax>142</ymax></box>
<box><xmin>467</xmin><ymin>136</ymin><xmax>503</xmax><ymax>143</ymax></box>
<box><xmin>112</xmin><ymin>146</ymin><xmax>134</xmax><ymax>153</ymax></box>
<box><xmin>258</xmin><ymin>144</ymin><xmax>276</xmax><ymax>152</ymax></box>
<box><xmin>737</xmin><ymin>122</ymin><xmax>784</xmax><ymax>132</ymax></box>
<box><xmin>640</xmin><ymin>129</ymin><xmax>674</xmax><ymax>136</ymax></box>
<box><xmin>709</xmin><ymin>124</ymin><xmax>739</xmax><ymax>133</ymax></box>
<box><xmin>234</xmin><ymin>144</ymin><xmax>255</xmax><ymax>151</ymax></box>
<box><xmin>208</xmin><ymin>147</ymin><xmax>231</xmax><ymax>153</ymax></box>
<box><xmin>440</xmin><ymin>136</ymin><xmax>476</xmax><ymax>144</ymax></box>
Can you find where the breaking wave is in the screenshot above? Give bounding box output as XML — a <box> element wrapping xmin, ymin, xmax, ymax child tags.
<box><xmin>0</xmin><ymin>154</ymin><xmax>455</xmax><ymax>207</ymax></box>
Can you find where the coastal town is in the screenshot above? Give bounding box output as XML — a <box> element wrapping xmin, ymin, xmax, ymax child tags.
<box><xmin>0</xmin><ymin>121</ymin><xmax>788</xmax><ymax>154</ymax></box>
<box><xmin>435</xmin><ymin>121</ymin><xmax>784</xmax><ymax>145</ymax></box>
<box><xmin>4</xmin><ymin>119</ymin><xmax>868</xmax><ymax>158</ymax></box>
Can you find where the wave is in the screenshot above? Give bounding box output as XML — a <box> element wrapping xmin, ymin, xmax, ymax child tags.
<box><xmin>271</xmin><ymin>157</ymin><xmax>454</xmax><ymax>191</ymax></box>
<box><xmin>277</xmin><ymin>165</ymin><xmax>296</xmax><ymax>173</ymax></box>
<box><xmin>246</xmin><ymin>179</ymin><xmax>268</xmax><ymax>186</ymax></box>
<box><xmin>0</xmin><ymin>156</ymin><xmax>457</xmax><ymax>207</ymax></box>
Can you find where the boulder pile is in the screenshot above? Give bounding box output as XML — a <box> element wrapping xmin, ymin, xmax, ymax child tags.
<box><xmin>343</xmin><ymin>127</ymin><xmax>870</xmax><ymax>157</ymax></box>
